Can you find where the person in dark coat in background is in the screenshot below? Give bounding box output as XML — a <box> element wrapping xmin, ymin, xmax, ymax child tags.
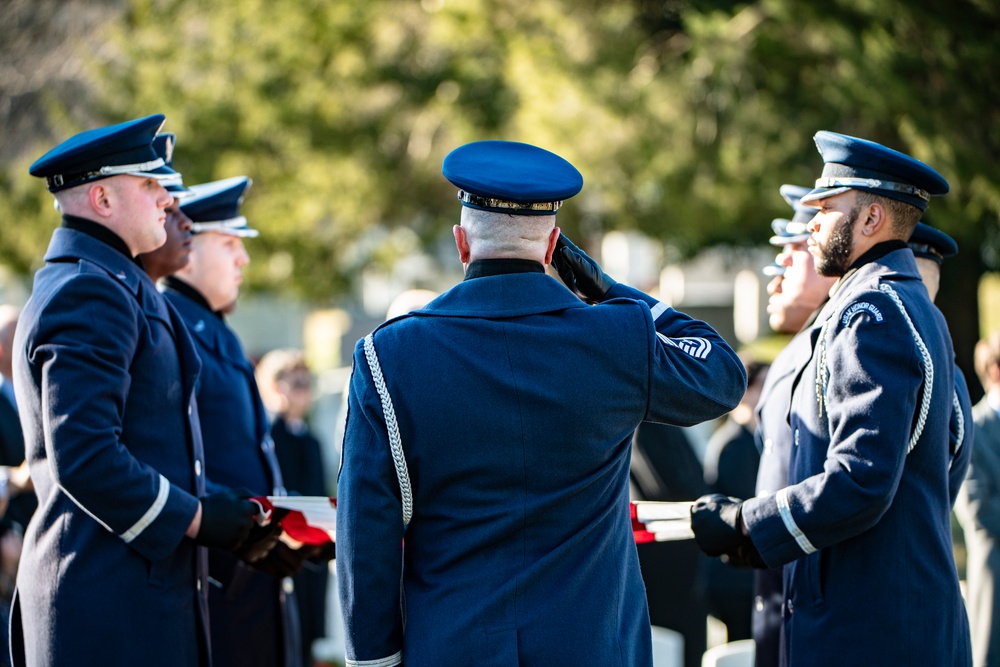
<box><xmin>631</xmin><ymin>422</ymin><xmax>709</xmax><ymax>667</ymax></box>
<box><xmin>0</xmin><ymin>305</ymin><xmax>34</xmax><ymax>534</ymax></box>
<box><xmin>11</xmin><ymin>115</ymin><xmax>258</xmax><ymax>667</ymax></box>
<box><xmin>751</xmin><ymin>185</ymin><xmax>836</xmax><ymax>667</ymax></box>
<box><xmin>164</xmin><ymin>176</ymin><xmax>311</xmax><ymax>667</ymax></box>
<box><xmin>138</xmin><ymin>132</ymin><xmax>194</xmax><ymax>284</ymax></box>
<box><xmin>903</xmin><ymin>222</ymin><xmax>973</xmax><ymax>505</ymax></box>
<box><xmin>699</xmin><ymin>357</ymin><xmax>768</xmax><ymax>643</ymax></box>
<box><xmin>337</xmin><ymin>140</ymin><xmax>747</xmax><ymax>667</ymax></box>
<box><xmin>0</xmin><ymin>305</ymin><xmax>27</xmax><ymax>667</ymax></box>
<box><xmin>257</xmin><ymin>348</ymin><xmax>334</xmax><ymax>667</ymax></box>
<box><xmin>957</xmin><ymin>333</ymin><xmax>1000</xmax><ymax>667</ymax></box>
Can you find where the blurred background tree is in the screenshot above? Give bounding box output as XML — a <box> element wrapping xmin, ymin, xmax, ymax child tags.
<box><xmin>1</xmin><ymin>0</ymin><xmax>998</xmax><ymax>371</ymax></box>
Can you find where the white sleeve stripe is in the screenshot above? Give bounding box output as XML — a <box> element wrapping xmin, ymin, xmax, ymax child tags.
<box><xmin>776</xmin><ymin>487</ymin><xmax>817</xmax><ymax>555</ymax></box>
<box><xmin>655</xmin><ymin>332</ymin><xmax>713</xmax><ymax>360</ymax></box>
<box><xmin>649</xmin><ymin>301</ymin><xmax>669</xmax><ymax>321</ymax></box>
<box><xmin>58</xmin><ymin>483</ymin><xmax>114</xmax><ymax>533</ymax></box>
<box><xmin>346</xmin><ymin>652</ymin><xmax>402</xmax><ymax>667</ymax></box>
<box><xmin>121</xmin><ymin>474</ymin><xmax>170</xmax><ymax>543</ymax></box>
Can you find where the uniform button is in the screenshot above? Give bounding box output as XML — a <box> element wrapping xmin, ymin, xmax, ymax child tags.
<box><xmin>194</xmin><ymin>460</ymin><xmax>202</xmax><ymax>476</ymax></box>
<box><xmin>188</xmin><ymin>405</ymin><xmax>193</xmax><ymax>416</ymax></box>
<box><xmin>755</xmin><ymin>596</ymin><xmax>764</xmax><ymax>612</ymax></box>
<box><xmin>787</xmin><ymin>599</ymin><xmax>794</xmax><ymax>615</ymax></box>
<box><xmin>196</xmin><ymin>579</ymin><xmax>202</xmax><ymax>591</ymax></box>
<box><xmin>794</xmin><ymin>429</ymin><xmax>800</xmax><ymax>446</ymax></box>
<box><xmin>283</xmin><ymin>578</ymin><xmax>295</xmax><ymax>594</ymax></box>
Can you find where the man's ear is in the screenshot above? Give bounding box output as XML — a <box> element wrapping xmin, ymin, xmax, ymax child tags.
<box><xmin>88</xmin><ymin>183</ymin><xmax>114</xmax><ymax>219</ymax></box>
<box><xmin>860</xmin><ymin>200</ymin><xmax>887</xmax><ymax>237</ymax></box>
<box><xmin>543</xmin><ymin>226</ymin><xmax>560</xmax><ymax>265</ymax></box>
<box><xmin>453</xmin><ymin>224</ymin><xmax>471</xmax><ymax>264</ymax></box>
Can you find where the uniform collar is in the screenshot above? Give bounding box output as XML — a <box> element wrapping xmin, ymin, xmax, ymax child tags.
<box><xmin>162</xmin><ymin>276</ymin><xmax>222</xmax><ymax>320</ymax></box>
<box><xmin>61</xmin><ymin>214</ymin><xmax>139</xmax><ymax>264</ymax></box>
<box><xmin>43</xmin><ymin>226</ymin><xmax>145</xmax><ymax>296</ymax></box>
<box><xmin>830</xmin><ymin>240</ymin><xmax>910</xmax><ymax>299</ymax></box>
<box><xmin>398</xmin><ymin>271</ymin><xmax>586</xmax><ymax>321</ymax></box>
<box><xmin>463</xmin><ymin>258</ymin><xmax>545</xmax><ymax>281</ymax></box>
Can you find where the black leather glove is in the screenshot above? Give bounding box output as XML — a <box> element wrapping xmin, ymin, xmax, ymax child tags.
<box><xmin>690</xmin><ymin>493</ymin><xmax>750</xmax><ymax>557</ymax></box>
<box><xmin>235</xmin><ymin>521</ymin><xmax>283</xmax><ymax>563</ymax></box>
<box><xmin>250</xmin><ymin>541</ymin><xmax>314</xmax><ymax>578</ymax></box>
<box><xmin>551</xmin><ymin>233</ymin><xmax>617</xmax><ymax>302</ymax></box>
<box><xmin>195</xmin><ymin>492</ymin><xmax>257</xmax><ymax>549</ymax></box>
<box><xmin>724</xmin><ymin>541</ymin><xmax>767</xmax><ymax>569</ymax></box>
<box><xmin>309</xmin><ymin>541</ymin><xmax>336</xmax><ymax>563</ymax></box>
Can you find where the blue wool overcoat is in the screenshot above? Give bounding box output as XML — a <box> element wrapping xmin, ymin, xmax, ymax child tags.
<box><xmin>11</xmin><ymin>227</ymin><xmax>208</xmax><ymax>666</ymax></box>
<box><xmin>164</xmin><ymin>284</ymin><xmax>298</xmax><ymax>667</ymax></box>
<box><xmin>337</xmin><ymin>269</ymin><xmax>747</xmax><ymax>667</ymax></box>
<box><xmin>742</xmin><ymin>246</ymin><xmax>971</xmax><ymax>666</ymax></box>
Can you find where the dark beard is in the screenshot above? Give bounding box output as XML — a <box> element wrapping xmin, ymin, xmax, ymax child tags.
<box><xmin>814</xmin><ymin>206</ymin><xmax>859</xmax><ymax>277</ymax></box>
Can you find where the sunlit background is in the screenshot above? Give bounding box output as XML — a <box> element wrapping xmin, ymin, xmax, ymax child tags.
<box><xmin>1</xmin><ymin>1</ymin><xmax>998</xmax><ymax>661</ymax></box>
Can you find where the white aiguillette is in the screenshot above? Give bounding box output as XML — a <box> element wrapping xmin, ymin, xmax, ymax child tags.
<box><xmin>630</xmin><ymin>501</ymin><xmax>695</xmax><ymax>542</ymax></box>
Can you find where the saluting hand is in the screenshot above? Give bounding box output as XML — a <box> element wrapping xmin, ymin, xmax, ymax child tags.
<box><xmin>551</xmin><ymin>233</ymin><xmax>617</xmax><ymax>303</ymax></box>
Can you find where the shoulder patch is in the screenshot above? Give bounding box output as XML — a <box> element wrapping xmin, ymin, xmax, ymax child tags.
<box><xmin>656</xmin><ymin>332</ymin><xmax>712</xmax><ymax>360</ymax></box>
<box><xmin>840</xmin><ymin>301</ymin><xmax>883</xmax><ymax>327</ymax></box>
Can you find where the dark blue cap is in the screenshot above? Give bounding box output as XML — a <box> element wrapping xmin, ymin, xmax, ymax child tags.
<box><xmin>800</xmin><ymin>131</ymin><xmax>949</xmax><ymax>212</ymax></box>
<box><xmin>151</xmin><ymin>133</ymin><xmax>191</xmax><ymax>196</ymax></box>
<box><xmin>442</xmin><ymin>140</ymin><xmax>583</xmax><ymax>215</ymax></box>
<box><xmin>180</xmin><ymin>176</ymin><xmax>258</xmax><ymax>237</ymax></box>
<box><xmin>768</xmin><ymin>184</ymin><xmax>813</xmax><ymax>245</ymax></box>
<box><xmin>908</xmin><ymin>222</ymin><xmax>957</xmax><ymax>264</ymax></box>
<box><xmin>779</xmin><ymin>184</ymin><xmax>817</xmax><ymax>224</ymax></box>
<box><xmin>769</xmin><ymin>218</ymin><xmax>810</xmax><ymax>246</ymax></box>
<box><xmin>780</xmin><ymin>184</ymin><xmax>810</xmax><ymax>209</ymax></box>
<box><xmin>30</xmin><ymin>114</ymin><xmax>175</xmax><ymax>193</ymax></box>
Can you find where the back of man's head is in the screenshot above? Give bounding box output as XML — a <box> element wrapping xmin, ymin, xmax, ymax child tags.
<box><xmin>460</xmin><ymin>207</ymin><xmax>556</xmax><ymax>262</ymax></box>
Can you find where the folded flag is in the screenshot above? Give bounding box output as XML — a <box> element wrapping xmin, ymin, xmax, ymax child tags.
<box><xmin>631</xmin><ymin>501</ymin><xmax>695</xmax><ymax>543</ymax></box>
<box><xmin>251</xmin><ymin>496</ymin><xmax>336</xmax><ymax>546</ymax></box>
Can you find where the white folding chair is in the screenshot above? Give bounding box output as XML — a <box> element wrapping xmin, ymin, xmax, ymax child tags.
<box><xmin>701</xmin><ymin>639</ymin><xmax>756</xmax><ymax>667</ymax></box>
<box><xmin>650</xmin><ymin>625</ymin><xmax>685</xmax><ymax>667</ymax></box>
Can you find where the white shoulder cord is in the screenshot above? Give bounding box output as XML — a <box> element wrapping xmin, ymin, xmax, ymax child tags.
<box><xmin>951</xmin><ymin>390</ymin><xmax>965</xmax><ymax>467</ymax></box>
<box><xmin>815</xmin><ymin>315</ymin><xmax>835</xmax><ymax>418</ymax></box>
<box><xmin>363</xmin><ymin>333</ymin><xmax>413</xmax><ymax>526</ymax></box>
<box><xmin>878</xmin><ymin>283</ymin><xmax>934</xmax><ymax>454</ymax></box>
<box><xmin>815</xmin><ymin>285</ymin><xmax>933</xmax><ymax>455</ymax></box>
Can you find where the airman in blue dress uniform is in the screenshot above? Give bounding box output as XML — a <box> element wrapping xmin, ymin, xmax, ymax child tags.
<box><xmin>164</xmin><ymin>176</ymin><xmax>306</xmax><ymax>667</ymax></box>
<box><xmin>337</xmin><ymin>140</ymin><xmax>747</xmax><ymax>667</ymax></box>
<box><xmin>692</xmin><ymin>131</ymin><xmax>972</xmax><ymax>666</ymax></box>
<box><xmin>905</xmin><ymin>222</ymin><xmax>974</xmax><ymax>504</ymax></box>
<box><xmin>751</xmin><ymin>184</ymin><xmax>836</xmax><ymax>667</ymax></box>
<box><xmin>11</xmin><ymin>116</ymin><xmax>258</xmax><ymax>667</ymax></box>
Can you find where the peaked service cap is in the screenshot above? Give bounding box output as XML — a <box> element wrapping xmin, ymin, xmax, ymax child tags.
<box><xmin>30</xmin><ymin>114</ymin><xmax>176</xmax><ymax>192</ymax></box>
<box><xmin>442</xmin><ymin>140</ymin><xmax>583</xmax><ymax>215</ymax></box>
<box><xmin>800</xmin><ymin>131</ymin><xmax>949</xmax><ymax>212</ymax></box>
<box><xmin>152</xmin><ymin>133</ymin><xmax>191</xmax><ymax>197</ymax></box>
<box><xmin>908</xmin><ymin>222</ymin><xmax>958</xmax><ymax>264</ymax></box>
<box><xmin>180</xmin><ymin>176</ymin><xmax>258</xmax><ymax>238</ymax></box>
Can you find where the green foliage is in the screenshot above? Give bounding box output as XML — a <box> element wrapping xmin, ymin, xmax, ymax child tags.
<box><xmin>1</xmin><ymin>0</ymin><xmax>998</xmax><ymax>300</ymax></box>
